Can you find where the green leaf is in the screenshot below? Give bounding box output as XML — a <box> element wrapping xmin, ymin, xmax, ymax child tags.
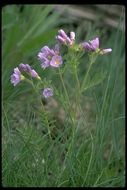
<box><xmin>82</xmin><ymin>71</ymin><xmax>107</xmax><ymax>91</ymax></box>
<box><xmin>104</xmin><ymin>159</ymin><xmax>124</xmax><ymax>178</ymax></box>
<box><xmin>17</xmin><ymin>5</ymin><xmax>54</xmax><ymax>47</ymax></box>
<box><xmin>20</xmin><ymin>29</ymin><xmax>57</xmax><ymax>54</ymax></box>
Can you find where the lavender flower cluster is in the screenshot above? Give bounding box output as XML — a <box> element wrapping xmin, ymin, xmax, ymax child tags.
<box><xmin>37</xmin><ymin>44</ymin><xmax>62</xmax><ymax>69</ymax></box>
<box><xmin>11</xmin><ymin>29</ymin><xmax>112</xmax><ymax>98</ymax></box>
<box><xmin>81</xmin><ymin>37</ymin><xmax>112</xmax><ymax>54</ymax></box>
<box><xmin>11</xmin><ymin>63</ymin><xmax>40</xmax><ymax>86</ymax></box>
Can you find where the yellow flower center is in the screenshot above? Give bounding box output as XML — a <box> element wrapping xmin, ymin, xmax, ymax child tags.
<box><xmin>55</xmin><ymin>59</ymin><xmax>60</xmax><ymax>65</ymax></box>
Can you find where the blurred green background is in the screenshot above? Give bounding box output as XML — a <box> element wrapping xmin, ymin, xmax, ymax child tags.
<box><xmin>2</xmin><ymin>5</ymin><xmax>125</xmax><ymax>187</ymax></box>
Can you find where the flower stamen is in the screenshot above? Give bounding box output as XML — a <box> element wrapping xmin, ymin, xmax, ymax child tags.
<box><xmin>55</xmin><ymin>59</ymin><xmax>60</xmax><ymax>65</ymax></box>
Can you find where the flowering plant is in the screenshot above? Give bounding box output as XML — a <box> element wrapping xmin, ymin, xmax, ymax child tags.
<box><xmin>11</xmin><ymin>29</ymin><xmax>112</xmax><ymax>137</ymax></box>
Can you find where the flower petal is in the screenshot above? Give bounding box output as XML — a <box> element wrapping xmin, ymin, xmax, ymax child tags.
<box><xmin>100</xmin><ymin>48</ymin><xmax>112</xmax><ymax>55</ymax></box>
<box><xmin>50</xmin><ymin>55</ymin><xmax>63</xmax><ymax>68</ymax></box>
<box><xmin>89</xmin><ymin>37</ymin><xmax>99</xmax><ymax>49</ymax></box>
<box><xmin>42</xmin><ymin>88</ymin><xmax>53</xmax><ymax>98</ymax></box>
<box><xmin>70</xmin><ymin>31</ymin><xmax>75</xmax><ymax>40</ymax></box>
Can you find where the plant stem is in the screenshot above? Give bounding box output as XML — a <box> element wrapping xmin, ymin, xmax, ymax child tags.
<box><xmin>81</xmin><ymin>53</ymin><xmax>98</xmax><ymax>91</ymax></box>
<box><xmin>82</xmin><ymin>132</ymin><xmax>94</xmax><ymax>186</ymax></box>
<box><xmin>29</xmin><ymin>79</ymin><xmax>52</xmax><ymax>140</ymax></box>
<box><xmin>81</xmin><ymin>61</ymin><xmax>93</xmax><ymax>91</ymax></box>
<box><xmin>58</xmin><ymin>68</ymin><xmax>75</xmax><ymax>126</ymax></box>
<box><xmin>74</xmin><ymin>65</ymin><xmax>81</xmax><ymax>123</ymax></box>
<box><xmin>58</xmin><ymin>68</ymin><xmax>70</xmax><ymax>105</ymax></box>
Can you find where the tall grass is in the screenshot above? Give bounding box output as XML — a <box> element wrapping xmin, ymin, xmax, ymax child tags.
<box><xmin>2</xmin><ymin>5</ymin><xmax>125</xmax><ymax>187</ymax></box>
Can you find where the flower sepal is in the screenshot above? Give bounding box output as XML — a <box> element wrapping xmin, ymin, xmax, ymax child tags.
<box><xmin>95</xmin><ymin>48</ymin><xmax>101</xmax><ymax>54</ymax></box>
<box><xmin>20</xmin><ymin>75</ymin><xmax>25</xmax><ymax>81</ymax></box>
<box><xmin>36</xmin><ymin>76</ymin><xmax>41</xmax><ymax>80</ymax></box>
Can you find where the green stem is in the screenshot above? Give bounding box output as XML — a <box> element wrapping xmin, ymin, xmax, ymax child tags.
<box><xmin>61</xmin><ymin>66</ymin><xmax>81</xmax><ymax>179</ymax></box>
<box><xmin>81</xmin><ymin>53</ymin><xmax>98</xmax><ymax>91</ymax></box>
<box><xmin>73</xmin><ymin>66</ymin><xmax>81</xmax><ymax>124</ymax></box>
<box><xmin>75</xmin><ymin>69</ymin><xmax>80</xmax><ymax>91</ymax></box>
<box><xmin>58</xmin><ymin>68</ymin><xmax>75</xmax><ymax>126</ymax></box>
<box><xmin>82</xmin><ymin>132</ymin><xmax>94</xmax><ymax>186</ymax></box>
<box><xmin>28</xmin><ymin>79</ymin><xmax>52</xmax><ymax>140</ymax></box>
<box><xmin>39</xmin><ymin>95</ymin><xmax>52</xmax><ymax>140</ymax></box>
<box><xmin>56</xmin><ymin>57</ymin><xmax>81</xmax><ymax>184</ymax></box>
<box><xmin>81</xmin><ymin>61</ymin><xmax>92</xmax><ymax>91</ymax></box>
<box><xmin>58</xmin><ymin>68</ymin><xmax>70</xmax><ymax>105</ymax></box>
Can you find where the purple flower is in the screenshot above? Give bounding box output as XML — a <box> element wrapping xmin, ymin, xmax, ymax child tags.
<box><xmin>50</xmin><ymin>55</ymin><xmax>63</xmax><ymax>67</ymax></box>
<box><xmin>38</xmin><ymin>44</ymin><xmax>63</xmax><ymax>69</ymax></box>
<box><xmin>58</xmin><ymin>29</ymin><xmax>68</xmax><ymax>39</ymax></box>
<box><xmin>30</xmin><ymin>69</ymin><xmax>40</xmax><ymax>79</ymax></box>
<box><xmin>38</xmin><ymin>46</ymin><xmax>55</xmax><ymax>69</ymax></box>
<box><xmin>11</xmin><ymin>67</ymin><xmax>23</xmax><ymax>86</ymax></box>
<box><xmin>70</xmin><ymin>31</ymin><xmax>75</xmax><ymax>41</ymax></box>
<box><xmin>19</xmin><ymin>63</ymin><xmax>40</xmax><ymax>79</ymax></box>
<box><xmin>42</xmin><ymin>88</ymin><xmax>53</xmax><ymax>98</ymax></box>
<box><xmin>82</xmin><ymin>37</ymin><xmax>99</xmax><ymax>51</ymax></box>
<box><xmin>56</xmin><ymin>29</ymin><xmax>75</xmax><ymax>46</ymax></box>
<box><xmin>41</xmin><ymin>60</ymin><xmax>50</xmax><ymax>69</ymax></box>
<box><xmin>19</xmin><ymin>63</ymin><xmax>32</xmax><ymax>72</ymax></box>
<box><xmin>82</xmin><ymin>37</ymin><xmax>112</xmax><ymax>54</ymax></box>
<box><xmin>41</xmin><ymin>46</ymin><xmax>55</xmax><ymax>57</ymax></box>
<box><xmin>39</xmin><ymin>46</ymin><xmax>55</xmax><ymax>60</ymax></box>
<box><xmin>38</xmin><ymin>54</ymin><xmax>49</xmax><ymax>67</ymax></box>
<box><xmin>56</xmin><ymin>35</ymin><xmax>66</xmax><ymax>44</ymax></box>
<box><xmin>100</xmin><ymin>48</ymin><xmax>112</xmax><ymax>55</ymax></box>
<box><xmin>54</xmin><ymin>44</ymin><xmax>60</xmax><ymax>55</ymax></box>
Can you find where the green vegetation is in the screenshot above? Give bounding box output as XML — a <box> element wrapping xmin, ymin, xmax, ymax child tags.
<box><xmin>2</xmin><ymin>5</ymin><xmax>125</xmax><ymax>187</ymax></box>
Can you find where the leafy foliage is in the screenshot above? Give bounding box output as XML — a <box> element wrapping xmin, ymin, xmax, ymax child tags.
<box><xmin>2</xmin><ymin>5</ymin><xmax>125</xmax><ymax>187</ymax></box>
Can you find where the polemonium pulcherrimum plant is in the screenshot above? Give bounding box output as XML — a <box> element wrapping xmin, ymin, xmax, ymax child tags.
<box><xmin>11</xmin><ymin>29</ymin><xmax>112</xmax><ymax>138</ymax></box>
